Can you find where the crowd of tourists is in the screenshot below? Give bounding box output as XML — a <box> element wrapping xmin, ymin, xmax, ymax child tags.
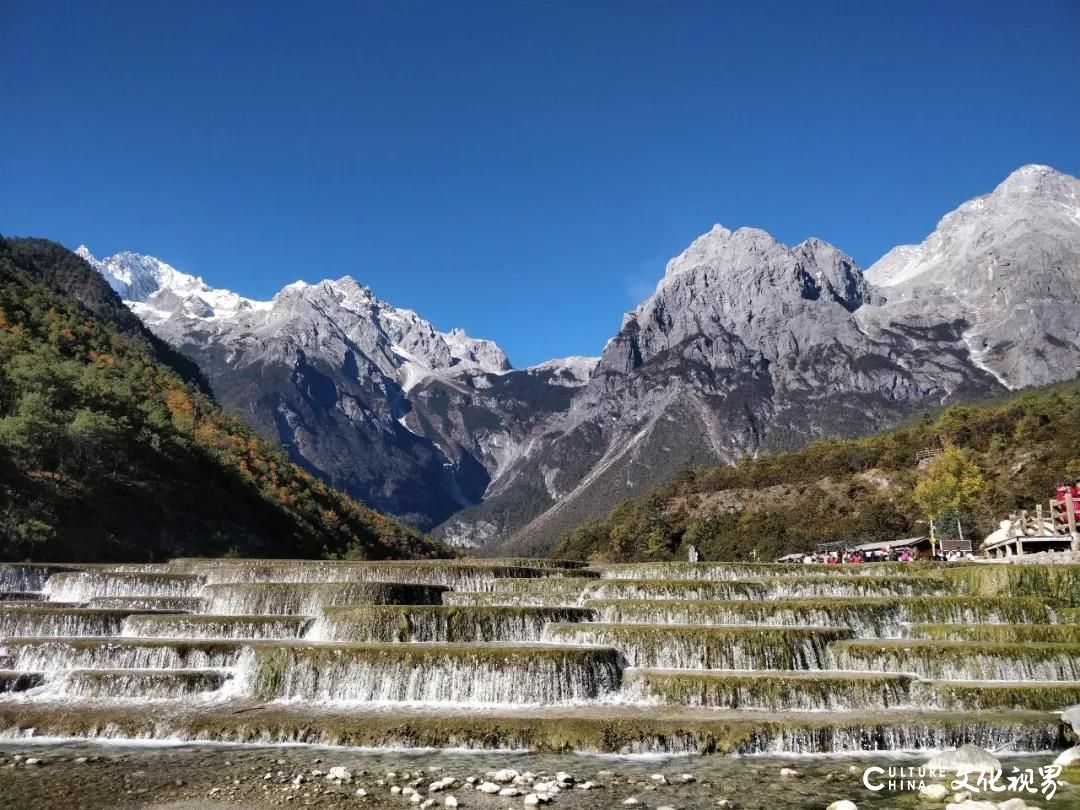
<box><xmin>797</xmin><ymin>547</ymin><xmax>972</xmax><ymax>564</ymax></box>
<box><xmin>798</xmin><ymin>549</ymin><xmax>910</xmax><ymax>564</ymax></box>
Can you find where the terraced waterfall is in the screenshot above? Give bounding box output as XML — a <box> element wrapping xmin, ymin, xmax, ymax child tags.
<box><xmin>1</xmin><ymin>559</ymin><xmax>1078</xmax><ymax>757</ymax></box>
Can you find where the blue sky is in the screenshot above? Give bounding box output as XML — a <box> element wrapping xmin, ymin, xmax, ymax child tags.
<box><xmin>2</xmin><ymin>1</ymin><xmax>1078</xmax><ymax>367</ymax></box>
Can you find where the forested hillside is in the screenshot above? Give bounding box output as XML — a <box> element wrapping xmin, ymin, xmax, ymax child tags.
<box><xmin>0</xmin><ymin>237</ymin><xmax>444</xmax><ymax>562</ymax></box>
<box><xmin>556</xmin><ymin>379</ymin><xmax>1080</xmax><ymax>562</ymax></box>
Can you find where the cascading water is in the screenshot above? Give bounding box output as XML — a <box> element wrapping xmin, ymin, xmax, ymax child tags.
<box><xmin>192</xmin><ymin>561</ymin><xmax>548</xmax><ymax>592</ymax></box>
<box><xmin>0</xmin><ymin>608</ymin><xmax>135</xmax><ymax>638</ymax></box>
<box><xmin>0</xmin><ymin>558</ymin><xmax>1074</xmax><ymax>756</ymax></box>
<box><xmin>90</xmin><ymin>596</ymin><xmax>206</xmax><ymax>612</ymax></box>
<box><xmin>56</xmin><ymin>668</ymin><xmax>230</xmax><ymax>700</ymax></box>
<box><xmin>623</xmin><ymin>669</ymin><xmax>915</xmax><ymax>711</ymax></box>
<box><xmin>308</xmin><ymin>605</ymin><xmax>596</xmax><ymax>643</ymax></box>
<box><xmin>43</xmin><ymin>572</ymin><xmax>205</xmax><ymax>602</ymax></box>
<box><xmin>829</xmin><ymin>639</ymin><xmax>1080</xmax><ymax>681</ymax></box>
<box><xmin>544</xmin><ymin>623</ymin><xmax>849</xmax><ymax>669</ymax></box>
<box><xmin>0</xmin><ymin>565</ymin><xmax>77</xmax><ymax>593</ymax></box>
<box><xmin>244</xmin><ymin>642</ymin><xmax>622</xmax><ymax>704</ymax></box>
<box><xmin>4</xmin><ymin>638</ymin><xmax>246</xmax><ymax>675</ymax></box>
<box><xmin>122</xmin><ymin>614</ymin><xmax>313</xmax><ymax>640</ymax></box>
<box><xmin>441</xmin><ymin>591</ymin><xmax>581</xmax><ymax>608</ymax></box>
<box><xmin>202</xmin><ymin>582</ymin><xmax>446</xmax><ymax>615</ymax></box>
<box><xmin>587</xmin><ymin>596</ymin><xmax>1054</xmax><ymax>638</ymax></box>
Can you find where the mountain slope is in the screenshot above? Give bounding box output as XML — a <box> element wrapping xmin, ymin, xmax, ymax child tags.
<box><xmin>439</xmin><ymin>227</ymin><xmax>1007</xmax><ymax>553</ymax></box>
<box><xmin>76</xmin><ymin>164</ymin><xmax>1080</xmax><ymax>555</ymax></box>
<box><xmin>553</xmin><ymin>377</ymin><xmax>1080</xmax><ymax>562</ymax></box>
<box><xmin>438</xmin><ymin>165</ymin><xmax>1080</xmax><ymax>553</ymax></box>
<box><xmin>0</xmin><ymin>237</ymin><xmax>442</xmax><ymax>562</ymax></box>
<box><xmin>866</xmin><ymin>164</ymin><xmax>1080</xmax><ymax>388</ymax></box>
<box><xmin>77</xmin><ymin>246</ymin><xmax>588</xmax><ymax>530</ymax></box>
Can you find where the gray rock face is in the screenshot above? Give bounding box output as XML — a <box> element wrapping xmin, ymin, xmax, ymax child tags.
<box><xmin>866</xmin><ymin>164</ymin><xmax>1080</xmax><ymax>389</ymax></box>
<box><xmin>84</xmin><ymin>164</ymin><xmax>1080</xmax><ymax>549</ymax></box>
<box><xmin>77</xmin><ymin>247</ymin><xmax>584</xmax><ymax>530</ymax></box>
<box><xmin>441</xmin><ymin>222</ymin><xmax>1011</xmax><ymax>551</ymax></box>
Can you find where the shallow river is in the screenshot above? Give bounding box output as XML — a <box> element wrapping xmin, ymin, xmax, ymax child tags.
<box><xmin>0</xmin><ymin>741</ymin><xmax>1076</xmax><ymax>810</ymax></box>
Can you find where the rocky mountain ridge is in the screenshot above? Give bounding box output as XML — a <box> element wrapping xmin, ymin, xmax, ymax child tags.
<box><xmin>77</xmin><ymin>245</ymin><xmax>591</xmax><ymax>529</ymax></box>
<box><xmin>83</xmin><ymin>164</ymin><xmax>1080</xmax><ymax>551</ymax></box>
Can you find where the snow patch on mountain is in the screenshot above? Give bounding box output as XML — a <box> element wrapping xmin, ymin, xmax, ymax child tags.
<box><xmin>866</xmin><ymin>164</ymin><xmax>1080</xmax><ymax>288</ymax></box>
<box><xmin>77</xmin><ymin>246</ymin><xmax>270</xmax><ymax>321</ymax></box>
<box><xmin>526</xmin><ymin>356</ymin><xmax>598</xmax><ymax>386</ymax></box>
<box><xmin>79</xmin><ymin>247</ymin><xmax>511</xmax><ymax>380</ymax></box>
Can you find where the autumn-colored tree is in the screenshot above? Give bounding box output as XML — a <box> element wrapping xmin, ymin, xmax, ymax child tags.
<box><xmin>0</xmin><ymin>236</ymin><xmax>444</xmax><ymax>562</ymax></box>
<box><xmin>913</xmin><ymin>445</ymin><xmax>986</xmax><ymax>527</ymax></box>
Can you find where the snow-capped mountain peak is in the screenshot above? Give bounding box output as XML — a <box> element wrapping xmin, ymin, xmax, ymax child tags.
<box><xmin>77</xmin><ymin>246</ymin><xmax>269</xmax><ymax>323</ymax></box>
<box><xmin>78</xmin><ymin>246</ymin><xmax>511</xmax><ymax>378</ymax></box>
<box><xmin>863</xmin><ymin>163</ymin><xmax>1080</xmax><ymax>390</ymax></box>
<box><xmin>866</xmin><ymin>164</ymin><xmax>1080</xmax><ymax>288</ymax></box>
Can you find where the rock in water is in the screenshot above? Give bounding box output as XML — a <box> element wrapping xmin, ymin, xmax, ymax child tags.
<box><xmin>1053</xmin><ymin>745</ymin><xmax>1080</xmax><ymax>767</ymax></box>
<box><xmin>826</xmin><ymin>801</ymin><xmax>858</xmax><ymax>810</ymax></box>
<box><xmin>918</xmin><ymin>783</ymin><xmax>950</xmax><ymax>801</ymax></box>
<box><xmin>1062</xmin><ymin>704</ymin><xmax>1080</xmax><ymax>737</ymax></box>
<box><xmin>924</xmin><ymin>745</ymin><xmax>1001</xmax><ymax>774</ymax></box>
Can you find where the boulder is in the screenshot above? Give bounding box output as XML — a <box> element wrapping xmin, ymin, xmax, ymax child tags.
<box><xmin>1053</xmin><ymin>745</ymin><xmax>1080</xmax><ymax>767</ymax></box>
<box><xmin>1062</xmin><ymin>704</ymin><xmax>1080</xmax><ymax>738</ymax></box>
<box><xmin>918</xmin><ymin>783</ymin><xmax>950</xmax><ymax>801</ymax></box>
<box><xmin>924</xmin><ymin>745</ymin><xmax>1001</xmax><ymax>774</ymax></box>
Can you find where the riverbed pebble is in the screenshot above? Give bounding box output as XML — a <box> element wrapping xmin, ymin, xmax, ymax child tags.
<box><xmin>918</xmin><ymin>783</ymin><xmax>950</xmax><ymax>801</ymax></box>
<box><xmin>825</xmin><ymin>801</ymin><xmax>857</xmax><ymax>810</ymax></box>
<box><xmin>779</xmin><ymin>767</ymin><xmax>800</xmax><ymax>778</ymax></box>
<box><xmin>444</xmin><ymin>795</ymin><xmax>459</xmax><ymax>807</ymax></box>
<box><xmin>328</xmin><ymin>766</ymin><xmax>353</xmax><ymax>782</ymax></box>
